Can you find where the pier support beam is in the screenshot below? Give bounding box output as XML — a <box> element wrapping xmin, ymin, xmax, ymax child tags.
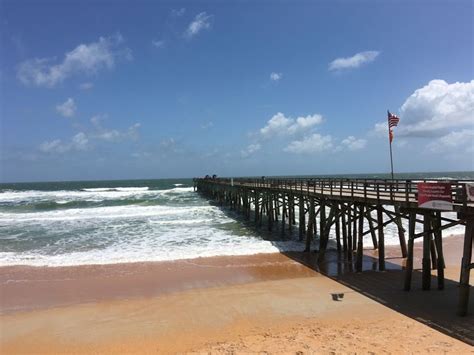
<box><xmin>335</xmin><ymin>203</ymin><xmax>341</xmax><ymax>252</ymax></box>
<box><xmin>299</xmin><ymin>196</ymin><xmax>305</xmax><ymax>241</ymax></box>
<box><xmin>433</xmin><ymin>211</ymin><xmax>445</xmax><ymax>290</ymax></box>
<box><xmin>458</xmin><ymin>214</ymin><xmax>473</xmax><ymax>316</ymax></box>
<box><xmin>305</xmin><ymin>198</ymin><xmax>315</xmax><ymax>252</ymax></box>
<box><xmin>422</xmin><ymin>212</ymin><xmax>432</xmax><ymax>291</ymax></box>
<box><xmin>281</xmin><ymin>194</ymin><xmax>286</xmax><ymax>236</ymax></box>
<box><xmin>404</xmin><ymin>210</ymin><xmax>416</xmax><ymax>291</ymax></box>
<box><xmin>395</xmin><ymin>206</ymin><xmax>408</xmax><ymax>258</ymax></box>
<box><xmin>377</xmin><ymin>205</ymin><xmax>385</xmax><ymax>271</ymax></box>
<box><xmin>356</xmin><ymin>204</ymin><xmax>364</xmax><ymax>272</ymax></box>
<box><xmin>347</xmin><ymin>204</ymin><xmax>353</xmax><ymax>262</ymax></box>
<box><xmin>341</xmin><ymin>204</ymin><xmax>348</xmax><ymax>254</ymax></box>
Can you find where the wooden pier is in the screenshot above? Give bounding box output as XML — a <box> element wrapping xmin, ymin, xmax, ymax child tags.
<box><xmin>194</xmin><ymin>177</ymin><xmax>474</xmax><ymax>316</ymax></box>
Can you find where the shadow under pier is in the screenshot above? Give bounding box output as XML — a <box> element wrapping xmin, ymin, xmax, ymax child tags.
<box><xmin>283</xmin><ymin>249</ymin><xmax>474</xmax><ymax>346</ymax></box>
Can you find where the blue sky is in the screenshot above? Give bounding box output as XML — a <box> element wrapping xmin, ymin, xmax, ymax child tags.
<box><xmin>1</xmin><ymin>0</ymin><xmax>473</xmax><ymax>182</ymax></box>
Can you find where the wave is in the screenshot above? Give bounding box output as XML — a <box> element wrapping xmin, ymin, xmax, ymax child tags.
<box><xmin>0</xmin><ymin>186</ymin><xmax>194</xmax><ymax>204</ymax></box>
<box><xmin>173</xmin><ymin>183</ymin><xmax>184</xmax><ymax>187</ymax></box>
<box><xmin>0</xmin><ymin>204</ymin><xmax>217</xmax><ymax>223</ymax></box>
<box><xmin>81</xmin><ymin>187</ymin><xmax>150</xmax><ymax>192</ymax></box>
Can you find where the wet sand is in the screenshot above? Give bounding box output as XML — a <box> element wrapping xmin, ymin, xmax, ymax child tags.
<box><xmin>1</xmin><ymin>235</ymin><xmax>473</xmax><ymax>353</ymax></box>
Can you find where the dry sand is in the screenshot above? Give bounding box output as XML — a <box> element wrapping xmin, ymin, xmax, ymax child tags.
<box><xmin>1</xmin><ymin>235</ymin><xmax>473</xmax><ymax>354</ymax></box>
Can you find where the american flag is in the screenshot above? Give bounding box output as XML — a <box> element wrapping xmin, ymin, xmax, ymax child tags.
<box><xmin>388</xmin><ymin>111</ymin><xmax>400</xmax><ymax>128</ymax></box>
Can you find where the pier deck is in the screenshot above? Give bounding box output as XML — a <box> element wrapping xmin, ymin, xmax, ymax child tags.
<box><xmin>194</xmin><ymin>177</ymin><xmax>473</xmax><ymax>316</ymax></box>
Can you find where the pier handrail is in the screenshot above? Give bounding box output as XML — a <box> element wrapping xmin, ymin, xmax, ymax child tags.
<box><xmin>194</xmin><ymin>177</ymin><xmax>474</xmax><ymax>207</ymax></box>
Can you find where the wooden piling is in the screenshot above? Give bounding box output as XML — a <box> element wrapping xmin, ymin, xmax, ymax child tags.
<box><xmin>367</xmin><ymin>209</ymin><xmax>378</xmax><ymax>250</ymax></box>
<box><xmin>341</xmin><ymin>204</ymin><xmax>348</xmax><ymax>253</ymax></box>
<box><xmin>281</xmin><ymin>194</ymin><xmax>286</xmax><ymax>236</ymax></box>
<box><xmin>356</xmin><ymin>204</ymin><xmax>364</xmax><ymax>272</ymax></box>
<box><xmin>352</xmin><ymin>204</ymin><xmax>357</xmax><ymax>251</ymax></box>
<box><xmin>255</xmin><ymin>191</ymin><xmax>259</xmax><ymax>224</ymax></box>
<box><xmin>347</xmin><ymin>204</ymin><xmax>353</xmax><ymax>262</ymax></box>
<box><xmin>319</xmin><ymin>199</ymin><xmax>326</xmax><ymax>252</ymax></box>
<box><xmin>299</xmin><ymin>196</ymin><xmax>305</xmax><ymax>241</ymax></box>
<box><xmin>432</xmin><ymin>211</ymin><xmax>445</xmax><ymax>290</ymax></box>
<box><xmin>422</xmin><ymin>212</ymin><xmax>432</xmax><ymax>291</ymax></box>
<box><xmin>458</xmin><ymin>214</ymin><xmax>473</xmax><ymax>316</ymax></box>
<box><xmin>305</xmin><ymin>198</ymin><xmax>315</xmax><ymax>252</ymax></box>
<box><xmin>335</xmin><ymin>203</ymin><xmax>341</xmax><ymax>252</ymax></box>
<box><xmin>395</xmin><ymin>206</ymin><xmax>408</xmax><ymax>258</ymax></box>
<box><xmin>377</xmin><ymin>205</ymin><xmax>385</xmax><ymax>271</ymax></box>
<box><xmin>404</xmin><ymin>210</ymin><xmax>416</xmax><ymax>291</ymax></box>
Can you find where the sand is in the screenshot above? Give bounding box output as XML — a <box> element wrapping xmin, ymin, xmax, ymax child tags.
<box><xmin>1</xmin><ymin>235</ymin><xmax>473</xmax><ymax>354</ymax></box>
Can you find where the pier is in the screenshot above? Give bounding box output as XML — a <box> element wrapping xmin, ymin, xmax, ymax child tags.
<box><xmin>194</xmin><ymin>177</ymin><xmax>474</xmax><ymax>316</ymax></box>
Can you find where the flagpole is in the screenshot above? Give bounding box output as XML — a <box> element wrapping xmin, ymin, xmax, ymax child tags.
<box><xmin>389</xmin><ymin>133</ymin><xmax>394</xmax><ymax>180</ymax></box>
<box><xmin>387</xmin><ymin>110</ymin><xmax>394</xmax><ymax>180</ymax></box>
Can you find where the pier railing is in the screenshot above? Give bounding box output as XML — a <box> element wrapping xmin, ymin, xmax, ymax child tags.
<box><xmin>195</xmin><ymin>177</ymin><xmax>474</xmax><ymax>207</ymax></box>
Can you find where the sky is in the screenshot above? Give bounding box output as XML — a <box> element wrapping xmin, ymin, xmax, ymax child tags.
<box><xmin>0</xmin><ymin>0</ymin><xmax>473</xmax><ymax>182</ymax></box>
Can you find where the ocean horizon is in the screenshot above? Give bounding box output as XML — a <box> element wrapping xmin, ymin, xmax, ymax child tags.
<box><xmin>1</xmin><ymin>171</ymin><xmax>472</xmax><ymax>267</ymax></box>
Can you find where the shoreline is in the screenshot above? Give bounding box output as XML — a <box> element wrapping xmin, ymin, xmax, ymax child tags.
<box><xmin>0</xmin><ymin>233</ymin><xmax>468</xmax><ymax>315</ymax></box>
<box><xmin>1</xmin><ymin>234</ymin><xmax>473</xmax><ymax>353</ymax></box>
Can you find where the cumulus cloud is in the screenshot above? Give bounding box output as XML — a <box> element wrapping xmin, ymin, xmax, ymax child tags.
<box><xmin>398</xmin><ymin>80</ymin><xmax>474</xmax><ymax>136</ymax></box>
<box><xmin>184</xmin><ymin>12</ymin><xmax>212</xmax><ymax>39</ymax></box>
<box><xmin>55</xmin><ymin>98</ymin><xmax>76</xmax><ymax>118</ymax></box>
<box><xmin>171</xmin><ymin>8</ymin><xmax>186</xmax><ymax>17</ymax></box>
<box><xmin>91</xmin><ymin>115</ymin><xmax>141</xmax><ymax>142</ymax></box>
<box><xmin>329</xmin><ymin>51</ymin><xmax>380</xmax><ymax>71</ymax></box>
<box><xmin>372</xmin><ymin>80</ymin><xmax>474</xmax><ymax>138</ymax></box>
<box><xmin>201</xmin><ymin>121</ymin><xmax>214</xmax><ymax>129</ymax></box>
<box><xmin>79</xmin><ymin>82</ymin><xmax>94</xmax><ymax>90</ymax></box>
<box><xmin>340</xmin><ymin>136</ymin><xmax>367</xmax><ymax>151</ymax></box>
<box><xmin>428</xmin><ymin>129</ymin><xmax>474</xmax><ymax>153</ymax></box>
<box><xmin>284</xmin><ymin>134</ymin><xmax>333</xmax><ymax>154</ymax></box>
<box><xmin>241</xmin><ymin>143</ymin><xmax>261</xmax><ymax>158</ymax></box>
<box><xmin>39</xmin><ymin>117</ymin><xmax>140</xmax><ymax>154</ymax></box>
<box><xmin>270</xmin><ymin>72</ymin><xmax>282</xmax><ymax>82</ymax></box>
<box><xmin>152</xmin><ymin>39</ymin><xmax>165</xmax><ymax>48</ymax></box>
<box><xmin>18</xmin><ymin>34</ymin><xmax>131</xmax><ymax>87</ymax></box>
<box><xmin>260</xmin><ymin>112</ymin><xmax>323</xmax><ymax>138</ymax></box>
<box><xmin>40</xmin><ymin>132</ymin><xmax>89</xmax><ymax>153</ymax></box>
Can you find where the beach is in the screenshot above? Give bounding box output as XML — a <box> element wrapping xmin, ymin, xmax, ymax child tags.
<box><xmin>1</xmin><ymin>234</ymin><xmax>472</xmax><ymax>354</ymax></box>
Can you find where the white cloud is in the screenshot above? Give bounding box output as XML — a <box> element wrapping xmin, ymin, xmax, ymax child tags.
<box><xmin>18</xmin><ymin>34</ymin><xmax>131</xmax><ymax>87</ymax></box>
<box><xmin>40</xmin><ymin>132</ymin><xmax>89</xmax><ymax>153</ymax></box>
<box><xmin>428</xmin><ymin>129</ymin><xmax>474</xmax><ymax>153</ymax></box>
<box><xmin>260</xmin><ymin>112</ymin><xmax>323</xmax><ymax>138</ymax></box>
<box><xmin>398</xmin><ymin>80</ymin><xmax>474</xmax><ymax>136</ymax></box>
<box><xmin>79</xmin><ymin>82</ymin><xmax>94</xmax><ymax>90</ymax></box>
<box><xmin>90</xmin><ymin>114</ymin><xmax>106</xmax><ymax>128</ymax></box>
<box><xmin>39</xmin><ymin>139</ymin><xmax>64</xmax><ymax>153</ymax></box>
<box><xmin>241</xmin><ymin>143</ymin><xmax>261</xmax><ymax>158</ymax></box>
<box><xmin>270</xmin><ymin>72</ymin><xmax>282</xmax><ymax>82</ymax></box>
<box><xmin>371</xmin><ymin>80</ymin><xmax>474</xmax><ymax>138</ymax></box>
<box><xmin>39</xmin><ymin>118</ymin><xmax>140</xmax><ymax>154</ymax></box>
<box><xmin>201</xmin><ymin>121</ymin><xmax>214</xmax><ymax>129</ymax></box>
<box><xmin>184</xmin><ymin>12</ymin><xmax>212</xmax><ymax>39</ymax></box>
<box><xmin>152</xmin><ymin>40</ymin><xmax>165</xmax><ymax>48</ymax></box>
<box><xmin>55</xmin><ymin>98</ymin><xmax>76</xmax><ymax>118</ymax></box>
<box><xmin>284</xmin><ymin>134</ymin><xmax>333</xmax><ymax>154</ymax></box>
<box><xmin>329</xmin><ymin>51</ymin><xmax>380</xmax><ymax>71</ymax></box>
<box><xmin>71</xmin><ymin>132</ymin><xmax>89</xmax><ymax>150</ymax></box>
<box><xmin>171</xmin><ymin>8</ymin><xmax>186</xmax><ymax>17</ymax></box>
<box><xmin>96</xmin><ymin>129</ymin><xmax>121</xmax><ymax>142</ymax></box>
<box><xmin>92</xmin><ymin>117</ymin><xmax>141</xmax><ymax>142</ymax></box>
<box><xmin>340</xmin><ymin>136</ymin><xmax>367</xmax><ymax>151</ymax></box>
<box><xmin>160</xmin><ymin>138</ymin><xmax>176</xmax><ymax>148</ymax></box>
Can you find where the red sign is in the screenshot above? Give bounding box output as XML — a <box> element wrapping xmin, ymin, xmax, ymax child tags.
<box><xmin>417</xmin><ymin>183</ymin><xmax>453</xmax><ymax>210</ymax></box>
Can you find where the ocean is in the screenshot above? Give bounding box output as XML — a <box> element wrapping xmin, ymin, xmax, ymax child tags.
<box><xmin>1</xmin><ymin>172</ymin><xmax>472</xmax><ymax>267</ymax></box>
